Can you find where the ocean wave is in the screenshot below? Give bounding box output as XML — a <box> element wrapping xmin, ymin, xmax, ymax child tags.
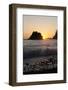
<box><xmin>23</xmin><ymin>48</ymin><xmax>57</xmax><ymax>59</ymax></box>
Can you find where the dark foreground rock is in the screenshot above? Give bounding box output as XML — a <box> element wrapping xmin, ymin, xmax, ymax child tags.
<box><xmin>23</xmin><ymin>55</ymin><xmax>57</xmax><ymax>75</ymax></box>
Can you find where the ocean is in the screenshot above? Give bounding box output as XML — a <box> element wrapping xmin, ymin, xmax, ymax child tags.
<box><xmin>23</xmin><ymin>39</ymin><xmax>57</xmax><ymax>59</ymax></box>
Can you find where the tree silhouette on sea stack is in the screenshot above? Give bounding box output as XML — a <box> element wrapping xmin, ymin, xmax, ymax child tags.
<box><xmin>29</xmin><ymin>31</ymin><xmax>43</xmax><ymax>40</ymax></box>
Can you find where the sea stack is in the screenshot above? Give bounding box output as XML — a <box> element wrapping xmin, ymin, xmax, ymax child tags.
<box><xmin>29</xmin><ymin>31</ymin><xmax>43</xmax><ymax>40</ymax></box>
<box><xmin>53</xmin><ymin>31</ymin><xmax>57</xmax><ymax>39</ymax></box>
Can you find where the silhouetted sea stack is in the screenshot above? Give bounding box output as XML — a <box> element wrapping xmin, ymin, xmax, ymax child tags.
<box><xmin>53</xmin><ymin>31</ymin><xmax>57</xmax><ymax>39</ymax></box>
<box><xmin>29</xmin><ymin>31</ymin><xmax>43</xmax><ymax>40</ymax></box>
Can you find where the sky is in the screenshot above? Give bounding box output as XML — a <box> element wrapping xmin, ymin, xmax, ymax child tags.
<box><xmin>23</xmin><ymin>15</ymin><xmax>57</xmax><ymax>39</ymax></box>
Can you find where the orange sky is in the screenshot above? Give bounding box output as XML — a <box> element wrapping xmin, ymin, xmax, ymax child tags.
<box><xmin>23</xmin><ymin>15</ymin><xmax>57</xmax><ymax>39</ymax></box>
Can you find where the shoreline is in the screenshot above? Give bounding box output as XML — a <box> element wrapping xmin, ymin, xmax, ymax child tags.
<box><xmin>23</xmin><ymin>55</ymin><xmax>57</xmax><ymax>75</ymax></box>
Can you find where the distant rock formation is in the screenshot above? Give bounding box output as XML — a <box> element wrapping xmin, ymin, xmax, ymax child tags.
<box><xmin>53</xmin><ymin>31</ymin><xmax>57</xmax><ymax>39</ymax></box>
<box><xmin>29</xmin><ymin>31</ymin><xmax>43</xmax><ymax>40</ymax></box>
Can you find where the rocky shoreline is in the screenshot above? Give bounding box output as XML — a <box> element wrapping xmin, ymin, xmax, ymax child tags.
<box><xmin>23</xmin><ymin>55</ymin><xmax>57</xmax><ymax>75</ymax></box>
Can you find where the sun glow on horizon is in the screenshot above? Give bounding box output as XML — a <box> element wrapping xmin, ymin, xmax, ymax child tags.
<box><xmin>42</xmin><ymin>31</ymin><xmax>54</xmax><ymax>40</ymax></box>
<box><xmin>42</xmin><ymin>34</ymin><xmax>47</xmax><ymax>39</ymax></box>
